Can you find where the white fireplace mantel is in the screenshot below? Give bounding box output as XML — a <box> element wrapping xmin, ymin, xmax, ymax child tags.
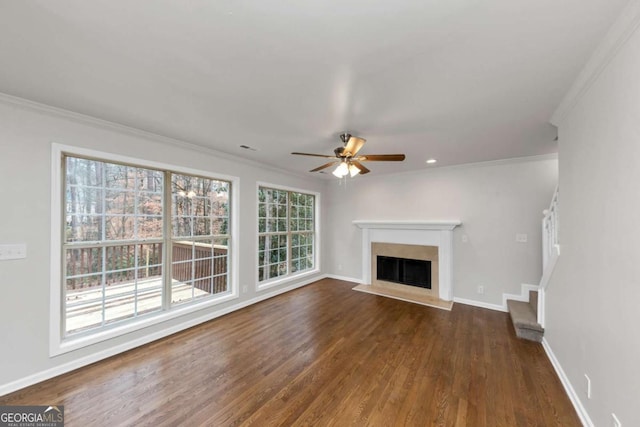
<box><xmin>353</xmin><ymin>220</ymin><xmax>461</xmax><ymax>231</ymax></box>
<box><xmin>353</xmin><ymin>220</ymin><xmax>462</xmax><ymax>301</ymax></box>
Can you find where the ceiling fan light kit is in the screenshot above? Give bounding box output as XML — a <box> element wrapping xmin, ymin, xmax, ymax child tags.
<box><xmin>331</xmin><ymin>160</ymin><xmax>362</xmax><ymax>178</ymax></box>
<box><xmin>292</xmin><ymin>133</ymin><xmax>406</xmax><ymax>178</ymax></box>
<box><xmin>332</xmin><ymin>161</ymin><xmax>350</xmax><ymax>178</ymax></box>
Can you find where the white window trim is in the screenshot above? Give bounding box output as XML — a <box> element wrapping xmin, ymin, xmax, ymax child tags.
<box><xmin>256</xmin><ymin>181</ymin><xmax>321</xmax><ymax>291</ymax></box>
<box><xmin>50</xmin><ymin>143</ymin><xmax>240</xmax><ymax>356</ymax></box>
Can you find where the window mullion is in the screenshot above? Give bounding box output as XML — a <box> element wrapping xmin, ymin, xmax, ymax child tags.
<box><xmin>264</xmin><ymin>233</ymin><xmax>270</xmax><ymax>281</ymax></box>
<box><xmin>133</xmin><ymin>173</ymin><xmax>139</xmax><ymax>317</ymax></box>
<box><xmin>101</xmin><ymin>243</ymin><xmax>107</xmax><ymax>327</ymax></box>
<box><xmin>162</xmin><ymin>171</ymin><xmax>172</xmax><ymax>311</ymax></box>
<box><xmin>287</xmin><ymin>192</ymin><xmax>292</xmax><ymax>276</ymax></box>
<box><xmin>60</xmin><ymin>157</ymin><xmax>68</xmax><ymax>337</ymax></box>
<box><xmin>100</xmin><ymin>164</ymin><xmax>107</xmax><ymax>327</ymax></box>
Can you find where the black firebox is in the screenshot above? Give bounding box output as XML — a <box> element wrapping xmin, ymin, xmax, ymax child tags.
<box><xmin>376</xmin><ymin>256</ymin><xmax>431</xmax><ymax>289</ymax></box>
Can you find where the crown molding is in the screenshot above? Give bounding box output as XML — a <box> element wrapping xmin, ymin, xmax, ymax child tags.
<box><xmin>0</xmin><ymin>92</ymin><xmax>314</xmax><ymax>181</ymax></box>
<box><xmin>342</xmin><ymin>153</ymin><xmax>558</xmax><ymax>186</ymax></box>
<box><xmin>551</xmin><ymin>0</ymin><xmax>640</xmax><ymax>126</ymax></box>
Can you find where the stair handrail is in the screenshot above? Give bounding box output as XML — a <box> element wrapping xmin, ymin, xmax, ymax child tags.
<box><xmin>538</xmin><ymin>185</ymin><xmax>559</xmax><ymax>327</ymax></box>
<box><xmin>541</xmin><ymin>185</ymin><xmax>559</xmax><ymax>273</ymax></box>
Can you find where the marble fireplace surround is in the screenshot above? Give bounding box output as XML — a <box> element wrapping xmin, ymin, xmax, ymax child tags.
<box><xmin>353</xmin><ymin>220</ymin><xmax>462</xmax><ymax>301</ymax></box>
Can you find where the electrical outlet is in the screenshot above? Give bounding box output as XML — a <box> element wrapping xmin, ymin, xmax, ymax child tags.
<box><xmin>516</xmin><ymin>234</ymin><xmax>528</xmax><ymax>243</ymax></box>
<box><xmin>0</xmin><ymin>244</ymin><xmax>27</xmax><ymax>260</ymax></box>
<box><xmin>611</xmin><ymin>413</ymin><xmax>621</xmax><ymax>427</ymax></box>
<box><xmin>462</xmin><ymin>234</ymin><xmax>469</xmax><ymax>243</ymax></box>
<box><xmin>477</xmin><ymin>285</ymin><xmax>484</xmax><ymax>294</ymax></box>
<box><xmin>242</xmin><ymin>285</ymin><xmax>248</xmax><ymax>293</ymax></box>
<box><xmin>584</xmin><ymin>374</ymin><xmax>591</xmax><ymax>399</ymax></box>
<box><xmin>338</xmin><ymin>264</ymin><xmax>343</xmax><ymax>271</ymax></box>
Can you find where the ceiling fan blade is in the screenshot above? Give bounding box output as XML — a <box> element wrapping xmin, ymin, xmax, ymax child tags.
<box><xmin>351</xmin><ymin>161</ymin><xmax>370</xmax><ymax>174</ymax></box>
<box><xmin>309</xmin><ymin>161</ymin><xmax>338</xmax><ymax>172</ymax></box>
<box><xmin>354</xmin><ymin>154</ymin><xmax>406</xmax><ymax>162</ymax></box>
<box><xmin>343</xmin><ymin>136</ymin><xmax>366</xmax><ymax>157</ymax></box>
<box><xmin>291</xmin><ymin>152</ymin><xmax>336</xmax><ymax>159</ymax></box>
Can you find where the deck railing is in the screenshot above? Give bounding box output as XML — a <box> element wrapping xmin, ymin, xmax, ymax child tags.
<box><xmin>65</xmin><ymin>240</ymin><xmax>228</xmax><ymax>296</ymax></box>
<box><xmin>172</xmin><ymin>241</ymin><xmax>228</xmax><ymax>294</ymax></box>
<box><xmin>65</xmin><ymin>241</ymin><xmax>229</xmax><ymax>333</ymax></box>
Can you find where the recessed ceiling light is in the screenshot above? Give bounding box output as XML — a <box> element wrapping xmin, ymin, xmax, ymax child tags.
<box><xmin>426</xmin><ymin>158</ymin><xmax>437</xmax><ymax>164</ymax></box>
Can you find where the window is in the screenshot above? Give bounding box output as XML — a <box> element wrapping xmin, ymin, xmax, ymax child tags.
<box><xmin>258</xmin><ymin>186</ymin><xmax>316</xmax><ymax>284</ymax></box>
<box><xmin>57</xmin><ymin>147</ymin><xmax>234</xmax><ymax>345</ymax></box>
<box><xmin>170</xmin><ymin>173</ymin><xmax>230</xmax><ymax>306</ymax></box>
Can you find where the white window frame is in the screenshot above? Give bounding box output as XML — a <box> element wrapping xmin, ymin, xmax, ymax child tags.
<box><xmin>50</xmin><ymin>143</ymin><xmax>239</xmax><ymax>356</ymax></box>
<box><xmin>256</xmin><ymin>182</ymin><xmax>320</xmax><ymax>291</ymax></box>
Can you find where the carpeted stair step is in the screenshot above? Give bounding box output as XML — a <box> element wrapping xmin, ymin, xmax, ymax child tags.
<box><xmin>529</xmin><ymin>289</ymin><xmax>538</xmax><ymax>315</ymax></box>
<box><xmin>507</xmin><ymin>294</ymin><xmax>544</xmax><ymax>342</ymax></box>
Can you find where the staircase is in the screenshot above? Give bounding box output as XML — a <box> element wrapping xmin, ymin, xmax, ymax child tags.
<box><xmin>507</xmin><ymin>186</ymin><xmax>559</xmax><ymax>342</ymax></box>
<box><xmin>507</xmin><ymin>290</ymin><xmax>544</xmax><ymax>342</ymax></box>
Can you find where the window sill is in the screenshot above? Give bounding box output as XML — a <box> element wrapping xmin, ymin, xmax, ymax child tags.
<box><xmin>256</xmin><ymin>268</ymin><xmax>321</xmax><ymax>292</ymax></box>
<box><xmin>51</xmin><ymin>291</ymin><xmax>238</xmax><ymax>357</ymax></box>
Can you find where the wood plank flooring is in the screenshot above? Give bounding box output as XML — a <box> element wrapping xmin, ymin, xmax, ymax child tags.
<box><xmin>0</xmin><ymin>279</ymin><xmax>581</xmax><ymax>426</ymax></box>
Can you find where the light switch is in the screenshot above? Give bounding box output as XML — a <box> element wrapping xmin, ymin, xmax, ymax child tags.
<box><xmin>0</xmin><ymin>244</ymin><xmax>27</xmax><ymax>260</ymax></box>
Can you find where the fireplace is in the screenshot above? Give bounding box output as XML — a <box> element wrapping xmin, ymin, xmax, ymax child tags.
<box><xmin>371</xmin><ymin>242</ymin><xmax>439</xmax><ymax>298</ymax></box>
<box><xmin>377</xmin><ymin>256</ymin><xmax>431</xmax><ymax>289</ymax></box>
<box><xmin>353</xmin><ymin>220</ymin><xmax>461</xmax><ymax>301</ymax></box>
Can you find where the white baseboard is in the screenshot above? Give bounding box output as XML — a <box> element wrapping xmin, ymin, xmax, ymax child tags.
<box><xmin>542</xmin><ymin>338</ymin><xmax>593</xmax><ymax>427</ymax></box>
<box><xmin>324</xmin><ymin>274</ymin><xmax>365</xmax><ymax>284</ymax></box>
<box><xmin>453</xmin><ymin>297</ymin><xmax>507</xmax><ymax>312</ymax></box>
<box><xmin>0</xmin><ymin>276</ymin><xmax>323</xmax><ymax>397</ymax></box>
<box><xmin>453</xmin><ymin>283</ymin><xmax>540</xmax><ymax>313</ymax></box>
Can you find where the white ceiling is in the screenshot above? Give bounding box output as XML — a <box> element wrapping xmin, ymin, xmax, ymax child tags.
<box><xmin>0</xmin><ymin>0</ymin><xmax>628</xmax><ymax>177</ymax></box>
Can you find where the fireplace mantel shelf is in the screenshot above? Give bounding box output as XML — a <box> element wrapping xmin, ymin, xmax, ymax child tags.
<box><xmin>353</xmin><ymin>220</ymin><xmax>462</xmax><ymax>231</ymax></box>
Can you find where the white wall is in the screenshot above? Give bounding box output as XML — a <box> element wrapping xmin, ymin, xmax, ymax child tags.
<box><xmin>0</xmin><ymin>97</ymin><xmax>326</xmax><ymax>392</ymax></box>
<box><xmin>323</xmin><ymin>157</ymin><xmax>558</xmax><ymax>306</ymax></box>
<box><xmin>547</xmin><ymin>6</ymin><xmax>640</xmax><ymax>426</ymax></box>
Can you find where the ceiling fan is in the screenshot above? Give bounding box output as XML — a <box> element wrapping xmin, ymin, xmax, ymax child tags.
<box><xmin>292</xmin><ymin>133</ymin><xmax>406</xmax><ymax>178</ymax></box>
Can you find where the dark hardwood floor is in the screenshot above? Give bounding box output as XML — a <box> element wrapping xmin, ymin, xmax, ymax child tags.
<box><xmin>1</xmin><ymin>279</ymin><xmax>580</xmax><ymax>426</ymax></box>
